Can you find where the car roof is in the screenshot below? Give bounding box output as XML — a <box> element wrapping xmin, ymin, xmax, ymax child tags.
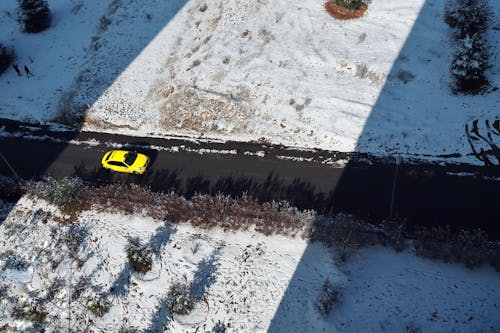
<box><xmin>108</xmin><ymin>150</ymin><xmax>130</xmax><ymax>162</ymax></box>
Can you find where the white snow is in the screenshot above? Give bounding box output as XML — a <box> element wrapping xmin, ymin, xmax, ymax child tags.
<box><xmin>1</xmin><ymin>0</ymin><xmax>499</xmax><ymax>164</ymax></box>
<box><xmin>0</xmin><ymin>0</ymin><xmax>109</xmax><ymax>121</ymax></box>
<box><xmin>0</xmin><ymin>197</ymin><xmax>499</xmax><ymax>332</ymax></box>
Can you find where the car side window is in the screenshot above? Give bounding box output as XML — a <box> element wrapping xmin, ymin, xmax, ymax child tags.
<box><xmin>108</xmin><ymin>161</ymin><xmax>126</xmax><ymax>167</ymax></box>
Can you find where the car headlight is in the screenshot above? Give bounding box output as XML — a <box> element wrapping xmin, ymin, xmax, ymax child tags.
<box><xmin>137</xmin><ymin>166</ymin><xmax>146</xmax><ymax>171</ymax></box>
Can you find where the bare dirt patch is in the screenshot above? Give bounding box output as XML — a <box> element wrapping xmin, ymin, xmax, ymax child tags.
<box><xmin>324</xmin><ymin>2</ymin><xmax>368</xmax><ymax>20</ymax></box>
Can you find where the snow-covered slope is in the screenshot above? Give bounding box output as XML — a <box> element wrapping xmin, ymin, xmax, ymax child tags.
<box><xmin>0</xmin><ymin>0</ymin><xmax>109</xmax><ymax>121</ymax></box>
<box><xmin>0</xmin><ymin>198</ymin><xmax>499</xmax><ymax>332</ymax></box>
<box><xmin>1</xmin><ymin>0</ymin><xmax>498</xmax><ymax>163</ymax></box>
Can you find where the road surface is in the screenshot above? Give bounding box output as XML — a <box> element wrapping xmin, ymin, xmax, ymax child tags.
<box><xmin>0</xmin><ymin>122</ymin><xmax>499</xmax><ymax>237</ymax></box>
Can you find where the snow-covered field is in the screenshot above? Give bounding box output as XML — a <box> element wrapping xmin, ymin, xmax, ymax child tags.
<box><xmin>2</xmin><ymin>2</ymin><xmax>500</xmax><ymax>331</ymax></box>
<box><xmin>1</xmin><ymin>0</ymin><xmax>498</xmax><ymax>164</ymax></box>
<box><xmin>0</xmin><ymin>197</ymin><xmax>499</xmax><ymax>332</ymax></box>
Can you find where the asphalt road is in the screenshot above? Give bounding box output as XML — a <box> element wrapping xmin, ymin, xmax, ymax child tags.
<box><xmin>1</xmin><ymin>126</ymin><xmax>499</xmax><ymax>237</ymax></box>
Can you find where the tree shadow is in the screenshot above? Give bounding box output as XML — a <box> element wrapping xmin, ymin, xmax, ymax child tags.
<box><xmin>145</xmin><ymin>297</ymin><xmax>172</xmax><ymax>333</ymax></box>
<box><xmin>189</xmin><ymin>247</ymin><xmax>221</xmax><ymax>300</ymax></box>
<box><xmin>185</xmin><ymin>175</ymin><xmax>212</xmax><ymax>199</ymax></box>
<box><xmin>108</xmin><ymin>264</ymin><xmax>134</xmax><ymax>298</ymax></box>
<box><xmin>149</xmin><ymin>223</ymin><xmax>176</xmax><ymax>257</ymax></box>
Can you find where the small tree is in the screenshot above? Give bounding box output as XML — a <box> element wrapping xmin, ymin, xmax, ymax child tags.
<box><xmin>166</xmin><ymin>282</ymin><xmax>194</xmax><ymax>315</ymax></box>
<box><xmin>450</xmin><ymin>33</ymin><xmax>489</xmax><ymax>93</ymax></box>
<box><xmin>18</xmin><ymin>0</ymin><xmax>51</xmax><ymax>33</ymax></box>
<box><xmin>0</xmin><ymin>44</ymin><xmax>14</xmax><ymax>75</ymax></box>
<box><xmin>126</xmin><ymin>237</ymin><xmax>153</xmax><ymax>274</ymax></box>
<box><xmin>315</xmin><ymin>279</ymin><xmax>341</xmax><ymax>316</ymax></box>
<box><xmin>84</xmin><ymin>294</ymin><xmax>112</xmax><ymax>317</ymax></box>
<box><xmin>445</xmin><ymin>0</ymin><xmax>489</xmax><ymax>38</ymax></box>
<box><xmin>452</xmin><ymin>229</ymin><xmax>490</xmax><ymax>268</ymax></box>
<box><xmin>12</xmin><ymin>298</ymin><xmax>47</xmax><ymax>325</ymax></box>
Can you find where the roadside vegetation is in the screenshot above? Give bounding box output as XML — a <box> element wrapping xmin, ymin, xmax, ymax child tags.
<box><xmin>10</xmin><ymin>176</ymin><xmax>499</xmax><ymax>271</ymax></box>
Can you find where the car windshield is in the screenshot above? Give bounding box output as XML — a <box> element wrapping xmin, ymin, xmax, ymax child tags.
<box><xmin>124</xmin><ymin>152</ymin><xmax>137</xmax><ymax>166</ymax></box>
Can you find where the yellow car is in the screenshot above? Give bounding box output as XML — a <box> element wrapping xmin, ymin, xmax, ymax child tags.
<box><xmin>101</xmin><ymin>150</ymin><xmax>150</xmax><ymax>174</ymax></box>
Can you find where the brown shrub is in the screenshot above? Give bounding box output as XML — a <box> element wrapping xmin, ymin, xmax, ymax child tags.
<box><xmin>308</xmin><ymin>214</ymin><xmax>378</xmax><ymax>263</ymax></box>
<box><xmin>84</xmin><ymin>183</ymin><xmax>314</xmax><ymax>237</ymax></box>
<box><xmin>324</xmin><ymin>2</ymin><xmax>368</xmax><ymax>20</ymax></box>
<box><xmin>415</xmin><ymin>226</ymin><xmax>493</xmax><ymax>269</ymax></box>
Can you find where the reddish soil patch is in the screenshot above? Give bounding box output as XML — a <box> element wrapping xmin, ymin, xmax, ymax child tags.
<box><xmin>324</xmin><ymin>2</ymin><xmax>368</xmax><ymax>20</ymax></box>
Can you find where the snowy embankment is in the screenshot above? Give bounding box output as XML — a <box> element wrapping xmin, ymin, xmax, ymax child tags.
<box><xmin>0</xmin><ymin>196</ymin><xmax>499</xmax><ymax>332</ymax></box>
<box><xmin>1</xmin><ymin>0</ymin><xmax>499</xmax><ymax>164</ymax></box>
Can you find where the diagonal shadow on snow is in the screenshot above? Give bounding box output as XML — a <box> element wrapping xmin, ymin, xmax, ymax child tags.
<box><xmin>268</xmin><ymin>0</ymin><xmax>499</xmax><ymax>332</ymax></box>
<box><xmin>149</xmin><ymin>223</ymin><xmax>177</xmax><ymax>257</ymax></box>
<box><xmin>189</xmin><ymin>246</ymin><xmax>221</xmax><ymax>300</ymax></box>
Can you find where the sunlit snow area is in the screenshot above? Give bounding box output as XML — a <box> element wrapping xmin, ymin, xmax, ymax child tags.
<box><xmin>1</xmin><ymin>0</ymin><xmax>498</xmax><ymax>164</ymax></box>
<box><xmin>0</xmin><ymin>197</ymin><xmax>499</xmax><ymax>332</ymax></box>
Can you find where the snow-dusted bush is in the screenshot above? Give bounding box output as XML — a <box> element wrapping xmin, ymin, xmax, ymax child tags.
<box><xmin>18</xmin><ymin>0</ymin><xmax>51</xmax><ymax>33</ymax></box>
<box><xmin>12</xmin><ymin>297</ymin><xmax>47</xmax><ymax>325</ymax></box>
<box><xmin>490</xmin><ymin>246</ymin><xmax>500</xmax><ymax>272</ymax></box>
<box><xmin>2</xmin><ymin>254</ymin><xmax>29</xmax><ymax>271</ymax></box>
<box><xmin>333</xmin><ymin>0</ymin><xmax>371</xmax><ymax>10</ymax></box>
<box><xmin>445</xmin><ymin>0</ymin><xmax>489</xmax><ymax>38</ymax></box>
<box><xmin>380</xmin><ymin>218</ymin><xmax>407</xmax><ymax>252</ymax></box>
<box><xmin>308</xmin><ymin>214</ymin><xmax>375</xmax><ymax>263</ymax></box>
<box><xmin>30</xmin><ymin>176</ymin><xmax>85</xmax><ymax>211</ymax></box>
<box><xmin>126</xmin><ymin>237</ymin><xmax>153</xmax><ymax>274</ymax></box>
<box><xmin>315</xmin><ymin>279</ymin><xmax>341</xmax><ymax>316</ymax></box>
<box><xmin>166</xmin><ymin>282</ymin><xmax>195</xmax><ymax>315</ymax></box>
<box><xmin>0</xmin><ymin>285</ymin><xmax>8</xmax><ymax>299</ymax></box>
<box><xmin>46</xmin><ymin>176</ymin><xmax>84</xmax><ymax>207</ymax></box>
<box><xmin>63</xmin><ymin>225</ymin><xmax>87</xmax><ymax>254</ymax></box>
<box><xmin>415</xmin><ymin>225</ymin><xmax>455</xmax><ymax>262</ymax></box>
<box><xmin>450</xmin><ymin>33</ymin><xmax>489</xmax><ymax>93</ymax></box>
<box><xmin>3</xmin><ymin>222</ymin><xmax>27</xmax><ymax>239</ymax></box>
<box><xmin>84</xmin><ymin>294</ymin><xmax>111</xmax><ymax>317</ymax></box>
<box><xmin>90</xmin><ymin>184</ymin><xmax>315</xmax><ymax>237</ymax></box>
<box><xmin>453</xmin><ymin>229</ymin><xmax>490</xmax><ymax>269</ymax></box>
<box><xmin>0</xmin><ymin>44</ymin><xmax>14</xmax><ymax>75</ymax></box>
<box><xmin>415</xmin><ymin>226</ymin><xmax>492</xmax><ymax>269</ymax></box>
<box><xmin>119</xmin><ymin>325</ymin><xmax>140</xmax><ymax>333</ymax></box>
